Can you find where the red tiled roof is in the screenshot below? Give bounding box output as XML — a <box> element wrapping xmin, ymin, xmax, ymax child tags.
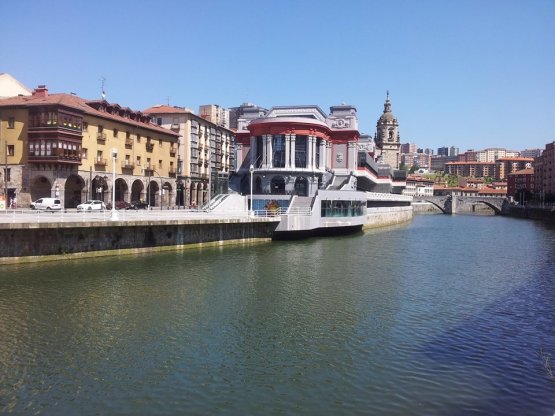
<box><xmin>143</xmin><ymin>105</ymin><xmax>192</xmax><ymax>114</ymax></box>
<box><xmin>0</xmin><ymin>90</ymin><xmax>179</xmax><ymax>137</ymax></box>
<box><xmin>509</xmin><ymin>168</ymin><xmax>534</xmax><ymax>175</ymax></box>
<box><xmin>478</xmin><ymin>188</ymin><xmax>507</xmax><ymax>195</ymax></box>
<box><xmin>496</xmin><ymin>157</ymin><xmax>534</xmax><ymax>162</ymax></box>
<box><xmin>445</xmin><ymin>161</ymin><xmax>495</xmax><ymax>165</ymax></box>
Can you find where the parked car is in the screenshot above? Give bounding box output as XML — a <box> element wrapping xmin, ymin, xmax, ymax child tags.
<box><xmin>30</xmin><ymin>198</ymin><xmax>62</xmax><ymax>211</ymax></box>
<box><xmin>127</xmin><ymin>200</ymin><xmax>149</xmax><ymax>210</ymax></box>
<box><xmin>76</xmin><ymin>200</ymin><xmax>106</xmax><ymax>211</ymax></box>
<box><xmin>105</xmin><ymin>201</ymin><xmax>131</xmax><ymax>210</ymax></box>
<box><xmin>115</xmin><ymin>201</ymin><xmax>131</xmax><ymax>210</ymax></box>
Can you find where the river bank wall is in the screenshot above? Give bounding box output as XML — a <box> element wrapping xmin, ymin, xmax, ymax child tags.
<box><xmin>0</xmin><ymin>207</ymin><xmax>414</xmax><ymax>264</ymax></box>
<box><xmin>502</xmin><ymin>205</ymin><xmax>555</xmax><ymax>222</ymax></box>
<box><xmin>0</xmin><ymin>218</ymin><xmax>279</xmax><ymax>264</ymax></box>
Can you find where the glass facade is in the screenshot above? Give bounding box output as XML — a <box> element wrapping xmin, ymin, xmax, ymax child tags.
<box><xmin>321</xmin><ymin>200</ymin><xmax>365</xmax><ymax>217</ymax></box>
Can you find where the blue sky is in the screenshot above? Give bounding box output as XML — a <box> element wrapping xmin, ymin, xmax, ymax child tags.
<box><xmin>1</xmin><ymin>0</ymin><xmax>553</xmax><ymax>152</ymax></box>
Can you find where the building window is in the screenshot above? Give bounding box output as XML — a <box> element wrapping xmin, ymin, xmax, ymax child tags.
<box><xmin>137</xmin><ymin>134</ymin><xmax>141</xmax><ymax>143</ymax></box>
<box><xmin>158</xmin><ymin>160</ymin><xmax>162</xmax><ymax>169</ymax></box>
<box><xmin>83</xmin><ymin>122</ymin><xmax>88</xmax><ymax>131</ymax></box>
<box><xmin>8</xmin><ymin>117</ymin><xmax>15</xmax><ymax>129</ymax></box>
<box><xmin>272</xmin><ymin>135</ymin><xmax>285</xmax><ymax>168</ymax></box>
<box><xmin>295</xmin><ymin>136</ymin><xmax>307</xmax><ymax>168</ymax></box>
<box><xmin>157</xmin><ymin>117</ymin><xmax>162</xmax><ymax>126</ymax></box>
<box><xmin>113</xmin><ymin>128</ymin><xmax>118</xmax><ymax>138</ymax></box>
<box><xmin>3</xmin><ymin>168</ymin><xmax>10</xmax><ymax>182</ymax></box>
<box><xmin>7</xmin><ymin>145</ymin><xmax>14</xmax><ymax>156</ymax></box>
<box><xmin>98</xmin><ymin>125</ymin><xmax>103</xmax><ymax>133</ymax></box>
<box><xmin>82</xmin><ymin>148</ymin><xmax>88</xmax><ymax>159</ymax></box>
<box><xmin>136</xmin><ymin>156</ymin><xmax>141</xmax><ymax>166</ymax></box>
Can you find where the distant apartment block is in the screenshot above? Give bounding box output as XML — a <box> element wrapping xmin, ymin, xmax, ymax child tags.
<box><xmin>534</xmin><ymin>141</ymin><xmax>555</xmax><ymax>199</ymax></box>
<box><xmin>400</xmin><ymin>142</ymin><xmax>417</xmax><ymax>154</ymax></box>
<box><xmin>401</xmin><ymin>152</ymin><xmax>431</xmax><ymax>168</ymax></box>
<box><xmin>431</xmin><ymin>155</ymin><xmax>458</xmax><ymax>172</ymax></box>
<box><xmin>199</xmin><ymin>104</ymin><xmax>230</xmax><ymax>129</ymax></box>
<box><xmin>474</xmin><ymin>148</ymin><xmax>519</xmax><ymax>162</ymax></box>
<box><xmin>228</xmin><ymin>102</ymin><xmax>268</xmax><ymax>130</ymax></box>
<box><xmin>520</xmin><ymin>148</ymin><xmax>542</xmax><ymax>158</ymax></box>
<box><xmin>444</xmin><ymin>162</ymin><xmax>496</xmax><ymax>178</ymax></box>
<box><xmin>437</xmin><ymin>146</ymin><xmax>459</xmax><ymax>157</ymax></box>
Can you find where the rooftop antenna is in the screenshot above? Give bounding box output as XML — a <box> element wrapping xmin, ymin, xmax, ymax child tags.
<box><xmin>100</xmin><ymin>76</ymin><xmax>106</xmax><ymax>100</ymax></box>
<box><xmin>167</xmin><ymin>96</ymin><xmax>170</xmax><ymax>106</ymax></box>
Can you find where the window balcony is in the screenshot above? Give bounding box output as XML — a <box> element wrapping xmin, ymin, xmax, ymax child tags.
<box><xmin>125</xmin><ymin>139</ymin><xmax>133</xmax><ymax>147</ymax></box>
<box><xmin>95</xmin><ymin>158</ymin><xmax>107</xmax><ymax>166</ymax></box>
<box><xmin>122</xmin><ymin>161</ymin><xmax>135</xmax><ymax>170</ymax></box>
<box><xmin>146</xmin><ymin>142</ymin><xmax>154</xmax><ymax>152</ymax></box>
<box><xmin>171</xmin><ymin>123</ymin><xmax>180</xmax><ymax>131</ymax></box>
<box><xmin>169</xmin><ymin>146</ymin><xmax>177</xmax><ymax>156</ymax></box>
<box><xmin>97</xmin><ymin>133</ymin><xmax>107</xmax><ymax>143</ymax></box>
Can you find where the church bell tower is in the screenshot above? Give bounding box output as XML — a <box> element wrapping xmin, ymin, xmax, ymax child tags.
<box><xmin>375</xmin><ymin>91</ymin><xmax>400</xmax><ymax>169</ymax></box>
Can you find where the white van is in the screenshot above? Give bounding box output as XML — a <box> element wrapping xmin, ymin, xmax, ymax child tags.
<box><xmin>30</xmin><ymin>198</ymin><xmax>62</xmax><ymax>211</ymax></box>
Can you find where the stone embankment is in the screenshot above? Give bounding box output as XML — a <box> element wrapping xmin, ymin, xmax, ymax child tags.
<box><xmin>502</xmin><ymin>204</ymin><xmax>555</xmax><ymax>222</ymax></box>
<box><xmin>0</xmin><ymin>217</ymin><xmax>279</xmax><ymax>264</ymax></box>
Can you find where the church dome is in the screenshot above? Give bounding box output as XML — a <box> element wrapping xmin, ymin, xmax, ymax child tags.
<box><xmin>377</xmin><ymin>91</ymin><xmax>397</xmax><ymax>125</ymax></box>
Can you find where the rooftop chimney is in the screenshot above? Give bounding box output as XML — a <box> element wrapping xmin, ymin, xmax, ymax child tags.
<box><xmin>32</xmin><ymin>85</ymin><xmax>48</xmax><ymax>98</ymax></box>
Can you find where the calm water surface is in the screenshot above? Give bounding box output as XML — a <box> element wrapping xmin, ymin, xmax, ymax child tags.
<box><xmin>1</xmin><ymin>215</ymin><xmax>554</xmax><ymax>415</ymax></box>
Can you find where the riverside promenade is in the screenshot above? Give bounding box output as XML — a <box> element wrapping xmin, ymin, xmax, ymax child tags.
<box><xmin>0</xmin><ymin>209</ymin><xmax>280</xmax><ymax>264</ymax></box>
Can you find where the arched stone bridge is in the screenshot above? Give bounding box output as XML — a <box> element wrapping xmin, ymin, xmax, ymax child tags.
<box><xmin>414</xmin><ymin>195</ymin><xmax>507</xmax><ymax>215</ymax></box>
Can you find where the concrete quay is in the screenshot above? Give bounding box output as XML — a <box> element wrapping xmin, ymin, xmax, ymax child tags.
<box><xmin>0</xmin><ymin>210</ymin><xmax>279</xmax><ymax>264</ymax></box>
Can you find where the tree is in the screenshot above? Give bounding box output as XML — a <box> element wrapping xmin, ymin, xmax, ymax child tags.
<box><xmin>447</xmin><ymin>174</ymin><xmax>458</xmax><ymax>187</ymax></box>
<box><xmin>408</xmin><ymin>164</ymin><xmax>420</xmax><ymax>174</ymax></box>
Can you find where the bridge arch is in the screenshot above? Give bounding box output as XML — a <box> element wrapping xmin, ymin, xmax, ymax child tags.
<box><xmin>474</xmin><ymin>200</ymin><xmax>502</xmax><ymax>215</ymax></box>
<box><xmin>421</xmin><ymin>199</ymin><xmax>447</xmax><ymax>214</ymax></box>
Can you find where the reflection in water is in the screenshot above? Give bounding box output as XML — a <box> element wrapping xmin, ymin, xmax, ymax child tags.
<box><xmin>0</xmin><ymin>216</ymin><xmax>554</xmax><ymax>414</ymax></box>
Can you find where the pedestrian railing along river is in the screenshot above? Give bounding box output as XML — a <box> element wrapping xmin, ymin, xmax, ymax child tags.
<box><xmin>0</xmin><ymin>207</ymin><xmax>312</xmax><ymax>224</ymax></box>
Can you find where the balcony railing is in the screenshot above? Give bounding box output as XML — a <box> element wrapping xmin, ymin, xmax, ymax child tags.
<box><xmin>122</xmin><ymin>161</ymin><xmax>135</xmax><ymax>169</ymax></box>
<box><xmin>95</xmin><ymin>158</ymin><xmax>107</xmax><ymax>166</ymax></box>
<box><xmin>171</xmin><ymin>123</ymin><xmax>180</xmax><ymax>131</ymax></box>
<box><xmin>97</xmin><ymin>133</ymin><xmax>107</xmax><ymax>143</ymax></box>
<box><xmin>125</xmin><ymin>139</ymin><xmax>133</xmax><ymax>147</ymax></box>
<box><xmin>169</xmin><ymin>146</ymin><xmax>177</xmax><ymax>156</ymax></box>
<box><xmin>146</xmin><ymin>142</ymin><xmax>154</xmax><ymax>152</ymax></box>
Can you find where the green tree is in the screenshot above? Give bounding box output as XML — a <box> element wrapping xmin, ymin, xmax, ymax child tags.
<box><xmin>447</xmin><ymin>174</ymin><xmax>458</xmax><ymax>187</ymax></box>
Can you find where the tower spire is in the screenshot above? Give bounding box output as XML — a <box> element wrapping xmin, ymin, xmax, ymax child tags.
<box><xmin>384</xmin><ymin>90</ymin><xmax>391</xmax><ymax>113</ymax></box>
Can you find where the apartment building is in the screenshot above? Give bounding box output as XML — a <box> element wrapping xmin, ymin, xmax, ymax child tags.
<box><xmin>534</xmin><ymin>141</ymin><xmax>555</xmax><ymax>200</ymax></box>
<box><xmin>507</xmin><ymin>168</ymin><xmax>534</xmax><ymax>198</ymax></box>
<box><xmin>0</xmin><ymin>85</ymin><xmax>179</xmax><ymax>209</ymax></box>
<box><xmin>495</xmin><ymin>157</ymin><xmax>533</xmax><ymax>181</ymax></box>
<box><xmin>444</xmin><ymin>161</ymin><xmax>496</xmax><ymax>178</ymax></box>
<box><xmin>144</xmin><ymin>105</ymin><xmax>235</xmax><ymax>207</ymax></box>
<box><xmin>199</xmin><ymin>104</ymin><xmax>230</xmax><ymax>129</ymax></box>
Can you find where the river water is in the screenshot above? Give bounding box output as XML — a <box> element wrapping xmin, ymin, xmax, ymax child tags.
<box><xmin>1</xmin><ymin>215</ymin><xmax>554</xmax><ymax>415</ymax></box>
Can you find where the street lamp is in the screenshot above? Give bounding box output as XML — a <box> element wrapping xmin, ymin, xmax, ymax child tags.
<box><xmin>111</xmin><ymin>148</ymin><xmax>119</xmax><ymax>221</ymax></box>
<box><xmin>249</xmin><ymin>164</ymin><xmax>254</xmax><ymax>217</ymax></box>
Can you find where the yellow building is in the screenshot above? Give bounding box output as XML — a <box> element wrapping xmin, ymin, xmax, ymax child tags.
<box><xmin>0</xmin><ymin>85</ymin><xmax>179</xmax><ymax>208</ymax></box>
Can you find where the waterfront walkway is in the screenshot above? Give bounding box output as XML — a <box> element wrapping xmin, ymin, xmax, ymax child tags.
<box><xmin>0</xmin><ymin>208</ymin><xmax>267</xmax><ymax>226</ymax></box>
